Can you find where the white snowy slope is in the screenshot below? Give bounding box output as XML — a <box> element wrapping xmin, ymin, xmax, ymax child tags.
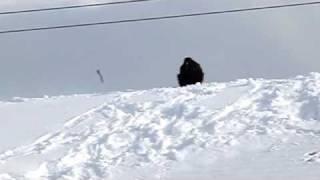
<box><xmin>1</xmin><ymin>73</ymin><xmax>320</xmax><ymax>180</ymax></box>
<box><xmin>0</xmin><ymin>94</ymin><xmax>118</xmax><ymax>152</ymax></box>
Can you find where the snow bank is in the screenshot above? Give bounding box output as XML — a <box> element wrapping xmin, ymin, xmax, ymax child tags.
<box><xmin>1</xmin><ymin>73</ymin><xmax>320</xmax><ymax>179</ymax></box>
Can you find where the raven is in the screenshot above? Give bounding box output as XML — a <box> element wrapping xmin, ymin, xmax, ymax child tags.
<box><xmin>177</xmin><ymin>57</ymin><xmax>204</xmax><ymax>87</ymax></box>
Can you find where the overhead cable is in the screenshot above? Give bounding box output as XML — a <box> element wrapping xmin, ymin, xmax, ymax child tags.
<box><xmin>0</xmin><ymin>1</ymin><xmax>319</xmax><ymax>35</ymax></box>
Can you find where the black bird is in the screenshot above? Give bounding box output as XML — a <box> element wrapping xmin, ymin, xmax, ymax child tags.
<box><xmin>177</xmin><ymin>57</ymin><xmax>204</xmax><ymax>87</ymax></box>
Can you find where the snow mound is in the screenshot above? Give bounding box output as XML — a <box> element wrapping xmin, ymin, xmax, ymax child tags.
<box><xmin>1</xmin><ymin>73</ymin><xmax>320</xmax><ymax>179</ymax></box>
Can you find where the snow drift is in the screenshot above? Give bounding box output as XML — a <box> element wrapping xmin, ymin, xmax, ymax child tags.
<box><xmin>1</xmin><ymin>73</ymin><xmax>320</xmax><ymax>180</ymax></box>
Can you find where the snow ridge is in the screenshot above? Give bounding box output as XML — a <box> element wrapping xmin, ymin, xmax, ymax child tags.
<box><xmin>1</xmin><ymin>73</ymin><xmax>320</xmax><ymax>179</ymax></box>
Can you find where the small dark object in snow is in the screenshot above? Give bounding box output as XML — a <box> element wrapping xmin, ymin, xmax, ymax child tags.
<box><xmin>308</xmin><ymin>152</ymin><xmax>318</xmax><ymax>156</ymax></box>
<box><xmin>304</xmin><ymin>151</ymin><xmax>320</xmax><ymax>162</ymax></box>
<box><xmin>177</xmin><ymin>57</ymin><xmax>204</xmax><ymax>87</ymax></box>
<box><xmin>96</xmin><ymin>69</ymin><xmax>104</xmax><ymax>83</ymax></box>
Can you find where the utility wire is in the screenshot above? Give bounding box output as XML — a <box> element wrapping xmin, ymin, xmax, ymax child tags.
<box><xmin>0</xmin><ymin>0</ymin><xmax>158</xmax><ymax>15</ymax></box>
<box><xmin>0</xmin><ymin>1</ymin><xmax>320</xmax><ymax>35</ymax></box>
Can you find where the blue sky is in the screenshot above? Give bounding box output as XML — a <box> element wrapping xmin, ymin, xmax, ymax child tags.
<box><xmin>0</xmin><ymin>0</ymin><xmax>319</xmax><ymax>99</ymax></box>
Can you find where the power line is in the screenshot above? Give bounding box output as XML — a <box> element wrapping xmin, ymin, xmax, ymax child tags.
<box><xmin>0</xmin><ymin>0</ymin><xmax>158</xmax><ymax>15</ymax></box>
<box><xmin>0</xmin><ymin>1</ymin><xmax>320</xmax><ymax>35</ymax></box>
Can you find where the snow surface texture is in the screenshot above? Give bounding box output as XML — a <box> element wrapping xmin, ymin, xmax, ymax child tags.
<box><xmin>1</xmin><ymin>73</ymin><xmax>320</xmax><ymax>179</ymax></box>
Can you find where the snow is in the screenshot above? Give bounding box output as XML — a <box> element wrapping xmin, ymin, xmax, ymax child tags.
<box><xmin>1</xmin><ymin>73</ymin><xmax>320</xmax><ymax>179</ymax></box>
<box><xmin>0</xmin><ymin>94</ymin><xmax>118</xmax><ymax>152</ymax></box>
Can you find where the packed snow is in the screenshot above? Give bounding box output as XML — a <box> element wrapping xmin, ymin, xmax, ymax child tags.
<box><xmin>1</xmin><ymin>73</ymin><xmax>320</xmax><ymax>179</ymax></box>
